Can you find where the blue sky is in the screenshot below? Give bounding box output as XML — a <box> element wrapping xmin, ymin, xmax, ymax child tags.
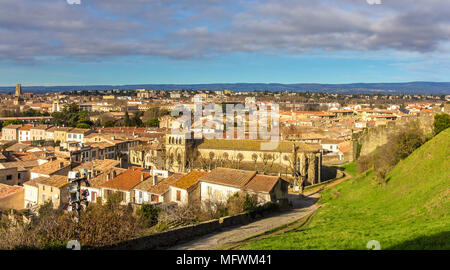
<box><xmin>0</xmin><ymin>0</ymin><xmax>449</xmax><ymax>86</ymax></box>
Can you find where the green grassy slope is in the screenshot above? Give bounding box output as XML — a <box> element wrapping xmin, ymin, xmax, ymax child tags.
<box><xmin>241</xmin><ymin>128</ymin><xmax>450</xmax><ymax>250</ymax></box>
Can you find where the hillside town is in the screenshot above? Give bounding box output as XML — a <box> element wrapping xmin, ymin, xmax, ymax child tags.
<box><xmin>0</xmin><ymin>84</ymin><xmax>448</xmax><ymax>215</ymax></box>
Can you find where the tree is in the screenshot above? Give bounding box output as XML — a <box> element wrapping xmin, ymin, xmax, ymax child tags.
<box><xmin>434</xmin><ymin>113</ymin><xmax>450</xmax><ymax>135</ymax></box>
<box><xmin>2</xmin><ymin>119</ymin><xmax>22</xmax><ymax>127</ymax></box>
<box><xmin>76</xmin><ymin>122</ymin><xmax>91</xmax><ymax>129</ymax></box>
<box><xmin>208</xmin><ymin>152</ymin><xmax>215</xmax><ymax>170</ymax></box>
<box><xmin>146</xmin><ymin>118</ymin><xmax>160</xmax><ymax>127</ymax></box>
<box><xmin>124</xmin><ymin>111</ymin><xmax>131</xmax><ymax>126</ymax></box>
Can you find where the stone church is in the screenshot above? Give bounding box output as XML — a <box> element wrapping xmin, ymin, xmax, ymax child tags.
<box><xmin>164</xmin><ymin>133</ymin><xmax>323</xmax><ymax>186</ymax></box>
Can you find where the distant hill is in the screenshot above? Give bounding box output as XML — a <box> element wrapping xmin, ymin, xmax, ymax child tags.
<box><xmin>0</xmin><ymin>82</ymin><xmax>449</xmax><ymax>95</ymax></box>
<box><xmin>240</xmin><ymin>128</ymin><xmax>450</xmax><ymax>250</ymax></box>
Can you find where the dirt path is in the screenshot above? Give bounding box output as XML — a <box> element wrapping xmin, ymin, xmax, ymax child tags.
<box><xmin>167</xmin><ymin>194</ymin><xmax>320</xmax><ymax>250</ymax></box>
<box><xmin>168</xmin><ymin>172</ymin><xmax>350</xmax><ymax>250</ymax></box>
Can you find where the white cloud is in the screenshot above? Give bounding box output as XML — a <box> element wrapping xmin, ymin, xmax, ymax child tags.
<box><xmin>67</xmin><ymin>0</ymin><xmax>81</xmax><ymax>5</ymax></box>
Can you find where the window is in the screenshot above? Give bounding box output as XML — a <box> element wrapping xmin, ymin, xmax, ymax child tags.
<box><xmin>151</xmin><ymin>194</ymin><xmax>159</xmax><ymax>203</ymax></box>
<box><xmin>6</xmin><ymin>175</ymin><xmax>12</xmax><ymax>180</ymax></box>
<box><xmin>207</xmin><ymin>186</ymin><xmax>212</xmax><ymax>195</ymax></box>
<box><xmin>42</xmin><ymin>194</ymin><xmax>46</xmax><ymax>201</ymax></box>
<box><xmin>176</xmin><ymin>190</ymin><xmax>181</xmax><ymax>201</ymax></box>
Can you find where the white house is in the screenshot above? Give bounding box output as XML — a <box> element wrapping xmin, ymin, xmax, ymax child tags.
<box><xmin>23</xmin><ymin>178</ymin><xmax>40</xmax><ymax>209</ymax></box>
<box><xmin>168</xmin><ymin>170</ymin><xmax>206</xmax><ymax>205</ymax></box>
<box><xmin>198</xmin><ymin>168</ymin><xmax>289</xmax><ymax>205</ymax></box>
<box><xmin>18</xmin><ymin>125</ymin><xmax>32</xmax><ymax>143</ymax></box>
<box><xmin>133</xmin><ymin>173</ymin><xmax>184</xmax><ymax>204</ymax></box>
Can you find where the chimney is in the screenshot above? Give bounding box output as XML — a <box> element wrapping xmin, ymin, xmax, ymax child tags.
<box><xmin>141</xmin><ymin>173</ymin><xmax>145</xmax><ymax>182</ymax></box>
<box><xmin>152</xmin><ymin>175</ymin><xmax>157</xmax><ymax>186</ymax></box>
<box><xmin>106</xmin><ymin>174</ymin><xmax>110</xmax><ymax>180</ymax></box>
<box><xmin>112</xmin><ymin>170</ymin><xmax>116</xmax><ymax>178</ymax></box>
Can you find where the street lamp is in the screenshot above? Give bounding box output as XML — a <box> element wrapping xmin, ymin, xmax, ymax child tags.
<box><xmin>67</xmin><ymin>169</ymin><xmax>91</xmax><ymax>220</ymax></box>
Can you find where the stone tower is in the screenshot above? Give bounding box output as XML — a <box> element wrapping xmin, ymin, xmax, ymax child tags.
<box><xmin>165</xmin><ymin>132</ymin><xmax>194</xmax><ymax>172</ymax></box>
<box><xmin>15</xmin><ymin>84</ymin><xmax>22</xmax><ymax>97</ymax></box>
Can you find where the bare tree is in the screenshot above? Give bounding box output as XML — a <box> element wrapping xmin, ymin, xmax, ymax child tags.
<box><xmin>251</xmin><ymin>153</ymin><xmax>258</xmax><ymax>170</ymax></box>
<box><xmin>259</xmin><ymin>153</ymin><xmax>270</xmax><ymax>174</ymax></box>
<box><xmin>236</xmin><ymin>153</ymin><xmax>244</xmax><ymax>169</ymax></box>
<box><xmin>223</xmin><ymin>152</ymin><xmax>230</xmax><ymax>167</ymax></box>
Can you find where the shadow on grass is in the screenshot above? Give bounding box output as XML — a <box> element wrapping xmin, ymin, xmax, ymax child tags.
<box><xmin>388</xmin><ymin>231</ymin><xmax>450</xmax><ymax>250</ymax></box>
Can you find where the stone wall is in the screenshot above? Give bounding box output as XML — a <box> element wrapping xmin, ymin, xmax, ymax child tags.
<box><xmin>102</xmin><ymin>212</ymin><xmax>256</xmax><ymax>250</ymax></box>
<box><xmin>351</xmin><ymin>114</ymin><xmax>434</xmax><ymax>159</ymax></box>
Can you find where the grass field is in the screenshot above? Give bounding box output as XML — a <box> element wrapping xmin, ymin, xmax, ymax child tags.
<box><xmin>239</xmin><ymin>128</ymin><xmax>450</xmax><ymax>250</ymax></box>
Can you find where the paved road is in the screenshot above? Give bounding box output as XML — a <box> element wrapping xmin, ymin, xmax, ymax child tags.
<box><xmin>168</xmin><ymin>194</ymin><xmax>320</xmax><ymax>250</ymax></box>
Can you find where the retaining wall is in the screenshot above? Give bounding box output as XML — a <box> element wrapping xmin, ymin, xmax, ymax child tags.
<box><xmin>103</xmin><ymin>213</ymin><xmax>254</xmax><ymax>250</ymax></box>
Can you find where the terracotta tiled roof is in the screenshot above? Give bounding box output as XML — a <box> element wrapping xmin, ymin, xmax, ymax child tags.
<box><xmin>0</xmin><ymin>160</ymin><xmax>40</xmax><ymax>171</ymax></box>
<box><xmin>73</xmin><ymin>159</ymin><xmax>120</xmax><ymax>172</ymax></box>
<box><xmin>23</xmin><ymin>178</ymin><xmax>42</xmax><ymax>188</ymax></box>
<box><xmin>0</xmin><ymin>183</ymin><xmax>23</xmax><ymax>199</ymax></box>
<box><xmin>30</xmin><ymin>125</ymin><xmax>50</xmax><ymax>130</ymax></box>
<box><xmin>338</xmin><ymin>141</ymin><xmax>351</xmax><ymax>153</ymax></box>
<box><xmin>9</xmin><ymin>152</ymin><xmax>39</xmax><ymax>162</ymax></box>
<box><xmin>134</xmin><ymin>173</ymin><xmax>184</xmax><ymax>194</ymax></box>
<box><xmin>85</xmin><ymin>142</ymin><xmax>115</xmax><ymax>149</ymax></box>
<box><xmin>199</xmin><ymin>168</ymin><xmax>256</xmax><ymax>188</ymax></box>
<box><xmin>85</xmin><ymin>167</ymin><xmax>126</xmax><ymax>188</ymax></box>
<box><xmin>171</xmin><ymin>170</ymin><xmax>207</xmax><ymax>190</ymax></box>
<box><xmin>34</xmin><ymin>175</ymin><xmax>70</xmax><ymax>189</ymax></box>
<box><xmin>30</xmin><ymin>159</ymin><xmax>71</xmax><ymax>175</ymax></box>
<box><xmin>19</xmin><ymin>125</ymin><xmax>32</xmax><ymax>131</ymax></box>
<box><xmin>3</xmin><ymin>124</ymin><xmax>22</xmax><ymax>129</ymax></box>
<box><xmin>244</xmin><ymin>174</ymin><xmax>282</xmax><ymax>193</ymax></box>
<box><xmin>321</xmin><ymin>139</ymin><xmax>345</xmax><ymax>145</ymax></box>
<box><xmin>100</xmin><ymin>167</ymin><xmax>150</xmax><ymax>191</ymax></box>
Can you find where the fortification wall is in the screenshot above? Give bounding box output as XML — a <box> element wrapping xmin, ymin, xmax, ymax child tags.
<box><xmin>352</xmin><ymin>114</ymin><xmax>434</xmax><ymax>159</ymax></box>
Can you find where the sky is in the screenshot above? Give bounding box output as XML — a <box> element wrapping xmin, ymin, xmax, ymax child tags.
<box><xmin>0</xmin><ymin>0</ymin><xmax>449</xmax><ymax>86</ymax></box>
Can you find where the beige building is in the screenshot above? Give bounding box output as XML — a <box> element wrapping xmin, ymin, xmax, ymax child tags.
<box><xmin>35</xmin><ymin>175</ymin><xmax>71</xmax><ymax>209</ymax></box>
<box><xmin>54</xmin><ymin>127</ymin><xmax>72</xmax><ymax>143</ymax></box>
<box><xmin>1</xmin><ymin>124</ymin><xmax>21</xmax><ymax>141</ymax></box>
<box><xmin>30</xmin><ymin>125</ymin><xmax>49</xmax><ymax>141</ymax></box>
<box><xmin>129</xmin><ymin>142</ymin><xmax>165</xmax><ymax>170</ymax></box>
<box><xmin>0</xmin><ymin>167</ymin><xmax>19</xmax><ymax>186</ymax></box>
<box><xmin>0</xmin><ymin>183</ymin><xmax>24</xmax><ymax>210</ymax></box>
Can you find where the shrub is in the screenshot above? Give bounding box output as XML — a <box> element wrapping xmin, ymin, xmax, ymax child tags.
<box><xmin>433</xmin><ymin>113</ymin><xmax>450</xmax><ymax>135</ymax></box>
<box><xmin>137</xmin><ymin>204</ymin><xmax>161</xmax><ymax>228</ymax></box>
<box><xmin>357</xmin><ymin>155</ymin><xmax>372</xmax><ymax>174</ymax></box>
<box><xmin>0</xmin><ymin>194</ymin><xmax>142</xmax><ymax>249</ymax></box>
<box><xmin>331</xmin><ymin>189</ymin><xmax>341</xmax><ymax>199</ymax></box>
